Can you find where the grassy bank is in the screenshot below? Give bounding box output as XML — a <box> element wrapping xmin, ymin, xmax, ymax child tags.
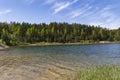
<box><xmin>71</xmin><ymin>65</ymin><xmax>120</xmax><ymax>80</ymax></box>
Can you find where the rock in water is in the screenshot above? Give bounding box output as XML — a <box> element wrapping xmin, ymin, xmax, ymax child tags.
<box><xmin>0</xmin><ymin>44</ymin><xmax>9</xmax><ymax>50</ymax></box>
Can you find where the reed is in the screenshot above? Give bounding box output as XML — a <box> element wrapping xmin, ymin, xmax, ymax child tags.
<box><xmin>71</xmin><ymin>65</ymin><xmax>120</xmax><ymax>80</ymax></box>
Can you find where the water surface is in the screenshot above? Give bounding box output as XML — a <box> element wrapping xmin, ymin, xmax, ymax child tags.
<box><xmin>0</xmin><ymin>43</ymin><xmax>120</xmax><ymax>80</ymax></box>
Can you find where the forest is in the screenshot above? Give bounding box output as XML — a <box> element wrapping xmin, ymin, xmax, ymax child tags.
<box><xmin>0</xmin><ymin>22</ymin><xmax>120</xmax><ymax>46</ymax></box>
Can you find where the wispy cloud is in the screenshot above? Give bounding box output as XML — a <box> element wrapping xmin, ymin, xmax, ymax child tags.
<box><xmin>44</xmin><ymin>0</ymin><xmax>56</xmax><ymax>4</ymax></box>
<box><xmin>25</xmin><ymin>0</ymin><xmax>34</xmax><ymax>4</ymax></box>
<box><xmin>88</xmin><ymin>6</ymin><xmax>119</xmax><ymax>29</ymax></box>
<box><xmin>43</xmin><ymin>0</ymin><xmax>119</xmax><ymax>29</ymax></box>
<box><xmin>53</xmin><ymin>0</ymin><xmax>78</xmax><ymax>14</ymax></box>
<box><xmin>0</xmin><ymin>9</ymin><xmax>11</xmax><ymax>15</ymax></box>
<box><xmin>43</xmin><ymin>0</ymin><xmax>78</xmax><ymax>14</ymax></box>
<box><xmin>90</xmin><ymin>18</ymin><xmax>120</xmax><ymax>29</ymax></box>
<box><xmin>69</xmin><ymin>4</ymin><xmax>92</xmax><ymax>18</ymax></box>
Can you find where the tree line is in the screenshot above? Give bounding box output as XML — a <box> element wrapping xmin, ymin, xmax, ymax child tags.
<box><xmin>0</xmin><ymin>22</ymin><xmax>120</xmax><ymax>46</ymax></box>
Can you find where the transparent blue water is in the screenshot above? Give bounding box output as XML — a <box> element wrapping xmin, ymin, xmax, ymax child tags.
<box><xmin>4</xmin><ymin>43</ymin><xmax>120</xmax><ymax>65</ymax></box>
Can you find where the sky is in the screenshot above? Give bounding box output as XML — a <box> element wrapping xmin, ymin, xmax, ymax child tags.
<box><xmin>0</xmin><ymin>0</ymin><xmax>120</xmax><ymax>29</ymax></box>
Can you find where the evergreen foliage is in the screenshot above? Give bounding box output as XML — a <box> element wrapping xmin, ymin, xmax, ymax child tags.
<box><xmin>0</xmin><ymin>22</ymin><xmax>119</xmax><ymax>46</ymax></box>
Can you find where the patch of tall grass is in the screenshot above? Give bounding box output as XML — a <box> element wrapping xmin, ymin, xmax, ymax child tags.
<box><xmin>72</xmin><ymin>65</ymin><xmax>120</xmax><ymax>80</ymax></box>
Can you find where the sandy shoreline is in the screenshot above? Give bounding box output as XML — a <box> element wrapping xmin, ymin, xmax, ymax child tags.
<box><xmin>0</xmin><ymin>41</ymin><xmax>119</xmax><ymax>49</ymax></box>
<box><xmin>19</xmin><ymin>41</ymin><xmax>117</xmax><ymax>47</ymax></box>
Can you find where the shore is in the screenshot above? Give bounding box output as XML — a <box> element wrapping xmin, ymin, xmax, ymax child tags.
<box><xmin>0</xmin><ymin>41</ymin><xmax>119</xmax><ymax>49</ymax></box>
<box><xmin>19</xmin><ymin>41</ymin><xmax>118</xmax><ymax>47</ymax></box>
<box><xmin>0</xmin><ymin>44</ymin><xmax>9</xmax><ymax>50</ymax></box>
<box><xmin>0</xmin><ymin>42</ymin><xmax>120</xmax><ymax>80</ymax></box>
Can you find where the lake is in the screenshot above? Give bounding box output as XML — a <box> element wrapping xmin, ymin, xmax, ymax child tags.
<box><xmin>0</xmin><ymin>43</ymin><xmax>120</xmax><ymax>80</ymax></box>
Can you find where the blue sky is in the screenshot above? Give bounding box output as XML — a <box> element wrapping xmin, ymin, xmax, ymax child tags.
<box><xmin>0</xmin><ymin>0</ymin><xmax>120</xmax><ymax>29</ymax></box>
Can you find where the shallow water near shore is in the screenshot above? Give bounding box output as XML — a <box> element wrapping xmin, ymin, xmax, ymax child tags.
<box><xmin>0</xmin><ymin>43</ymin><xmax>120</xmax><ymax>80</ymax></box>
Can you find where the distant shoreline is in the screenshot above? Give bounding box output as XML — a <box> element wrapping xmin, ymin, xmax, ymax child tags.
<box><xmin>19</xmin><ymin>41</ymin><xmax>118</xmax><ymax>47</ymax></box>
<box><xmin>0</xmin><ymin>41</ymin><xmax>119</xmax><ymax>49</ymax></box>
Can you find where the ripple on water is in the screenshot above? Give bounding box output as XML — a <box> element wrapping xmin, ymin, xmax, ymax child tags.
<box><xmin>1</xmin><ymin>44</ymin><xmax>120</xmax><ymax>80</ymax></box>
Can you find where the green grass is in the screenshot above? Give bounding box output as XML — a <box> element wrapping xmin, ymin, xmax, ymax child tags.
<box><xmin>72</xmin><ymin>65</ymin><xmax>120</xmax><ymax>80</ymax></box>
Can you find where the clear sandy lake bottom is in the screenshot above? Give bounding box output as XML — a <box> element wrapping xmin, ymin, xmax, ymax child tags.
<box><xmin>0</xmin><ymin>53</ymin><xmax>87</xmax><ymax>80</ymax></box>
<box><xmin>0</xmin><ymin>44</ymin><xmax>120</xmax><ymax>80</ymax></box>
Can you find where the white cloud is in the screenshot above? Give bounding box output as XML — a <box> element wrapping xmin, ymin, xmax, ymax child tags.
<box><xmin>44</xmin><ymin>0</ymin><xmax>56</xmax><ymax>4</ymax></box>
<box><xmin>88</xmin><ymin>6</ymin><xmax>120</xmax><ymax>29</ymax></box>
<box><xmin>25</xmin><ymin>0</ymin><xmax>34</xmax><ymax>4</ymax></box>
<box><xmin>0</xmin><ymin>9</ymin><xmax>11</xmax><ymax>15</ymax></box>
<box><xmin>43</xmin><ymin>0</ymin><xmax>78</xmax><ymax>14</ymax></box>
<box><xmin>70</xmin><ymin>6</ymin><xmax>92</xmax><ymax>18</ymax></box>
<box><xmin>69</xmin><ymin>4</ymin><xmax>119</xmax><ymax>29</ymax></box>
<box><xmin>90</xmin><ymin>19</ymin><xmax>120</xmax><ymax>29</ymax></box>
<box><xmin>53</xmin><ymin>0</ymin><xmax>78</xmax><ymax>14</ymax></box>
<box><xmin>43</xmin><ymin>0</ymin><xmax>120</xmax><ymax>29</ymax></box>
